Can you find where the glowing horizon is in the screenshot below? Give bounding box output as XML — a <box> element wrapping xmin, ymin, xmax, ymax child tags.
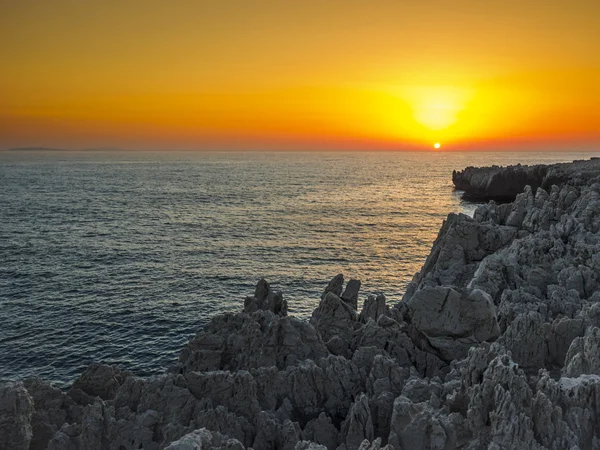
<box><xmin>1</xmin><ymin>1</ymin><xmax>599</xmax><ymax>151</ymax></box>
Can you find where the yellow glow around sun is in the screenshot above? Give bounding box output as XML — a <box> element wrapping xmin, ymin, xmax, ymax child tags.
<box><xmin>434</xmin><ymin>143</ymin><xmax>441</xmax><ymax>149</ymax></box>
<box><xmin>401</xmin><ymin>86</ymin><xmax>473</xmax><ymax>131</ymax></box>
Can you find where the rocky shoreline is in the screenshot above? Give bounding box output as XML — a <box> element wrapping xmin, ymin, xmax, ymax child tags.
<box><xmin>3</xmin><ymin>159</ymin><xmax>600</xmax><ymax>449</ymax></box>
<box><xmin>452</xmin><ymin>157</ymin><xmax>600</xmax><ymax>201</ymax></box>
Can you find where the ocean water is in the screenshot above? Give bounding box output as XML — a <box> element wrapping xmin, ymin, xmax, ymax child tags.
<box><xmin>1</xmin><ymin>150</ymin><xmax>597</xmax><ymax>386</ymax></box>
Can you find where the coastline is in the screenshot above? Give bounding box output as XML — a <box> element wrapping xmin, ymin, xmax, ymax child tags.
<box><xmin>3</xmin><ymin>158</ymin><xmax>600</xmax><ymax>449</ymax></box>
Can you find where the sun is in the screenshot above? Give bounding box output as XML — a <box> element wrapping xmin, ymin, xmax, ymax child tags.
<box><xmin>434</xmin><ymin>142</ymin><xmax>441</xmax><ymax>149</ymax></box>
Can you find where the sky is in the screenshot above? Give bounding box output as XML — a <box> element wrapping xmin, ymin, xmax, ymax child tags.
<box><xmin>1</xmin><ymin>0</ymin><xmax>599</xmax><ymax>151</ymax></box>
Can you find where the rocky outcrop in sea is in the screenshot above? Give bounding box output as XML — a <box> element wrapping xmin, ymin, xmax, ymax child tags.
<box><xmin>452</xmin><ymin>157</ymin><xmax>600</xmax><ymax>200</ymax></box>
<box><xmin>2</xmin><ymin>159</ymin><xmax>600</xmax><ymax>449</ymax></box>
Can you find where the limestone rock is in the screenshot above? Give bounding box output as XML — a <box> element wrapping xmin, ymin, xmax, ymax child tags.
<box><xmin>301</xmin><ymin>412</ymin><xmax>339</xmax><ymax>449</ymax></box>
<box><xmin>311</xmin><ymin>292</ymin><xmax>358</xmax><ymax>343</ymax></box>
<box><xmin>341</xmin><ymin>279</ymin><xmax>362</xmax><ymax>310</ymax></box>
<box><xmin>69</xmin><ymin>362</ymin><xmax>131</xmax><ymax>402</ymax></box>
<box><xmin>358</xmin><ymin>294</ymin><xmax>388</xmax><ymax>324</ymax></box>
<box><xmin>452</xmin><ymin>163</ymin><xmax>548</xmax><ymax>200</ymax></box>
<box><xmin>563</xmin><ymin>326</ymin><xmax>600</xmax><ymax>377</ymax></box>
<box><xmin>180</xmin><ymin>310</ymin><xmax>328</xmax><ymax>372</ymax></box>
<box><xmin>295</xmin><ymin>441</ymin><xmax>328</xmax><ymax>450</ymax></box>
<box><xmin>23</xmin><ymin>377</ymin><xmax>77</xmax><ymax>450</ymax></box>
<box><xmin>408</xmin><ymin>287</ymin><xmax>500</xmax><ymax>360</ymax></box>
<box><xmin>0</xmin><ymin>382</ymin><xmax>33</xmax><ymax>450</ymax></box>
<box><xmin>340</xmin><ymin>394</ymin><xmax>373</xmax><ymax>450</ymax></box>
<box><xmin>321</xmin><ymin>274</ymin><xmax>344</xmax><ymax>300</ymax></box>
<box><xmin>163</xmin><ymin>428</ymin><xmax>244</xmax><ymax>450</ymax></box>
<box><xmin>244</xmin><ymin>279</ymin><xmax>288</xmax><ymax>316</ymax></box>
<box><xmin>403</xmin><ymin>213</ymin><xmax>517</xmax><ymax>300</ymax></box>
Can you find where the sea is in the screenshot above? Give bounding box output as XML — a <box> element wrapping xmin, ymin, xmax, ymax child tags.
<box><xmin>1</xmin><ymin>150</ymin><xmax>598</xmax><ymax>386</ymax></box>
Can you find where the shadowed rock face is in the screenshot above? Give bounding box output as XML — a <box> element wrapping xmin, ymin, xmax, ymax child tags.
<box><xmin>2</xmin><ymin>158</ymin><xmax>600</xmax><ymax>449</ymax></box>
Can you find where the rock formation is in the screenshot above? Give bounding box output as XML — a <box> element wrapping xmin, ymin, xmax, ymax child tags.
<box><xmin>2</xmin><ymin>158</ymin><xmax>600</xmax><ymax>449</ymax></box>
<box><xmin>452</xmin><ymin>157</ymin><xmax>600</xmax><ymax>200</ymax></box>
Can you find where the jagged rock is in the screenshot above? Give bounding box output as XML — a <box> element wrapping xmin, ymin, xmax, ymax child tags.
<box><xmin>497</xmin><ymin>311</ymin><xmax>547</xmax><ymax>370</ymax></box>
<box><xmin>535</xmin><ymin>372</ymin><xmax>600</xmax><ymax>448</ymax></box>
<box><xmin>326</xmin><ymin>335</ymin><xmax>351</xmax><ymax>358</ymax></box>
<box><xmin>341</xmin><ymin>279</ymin><xmax>361</xmax><ymax>310</ymax></box>
<box><xmin>563</xmin><ymin>326</ymin><xmax>600</xmax><ymax>376</ymax></box>
<box><xmin>407</xmin><ymin>287</ymin><xmax>500</xmax><ymax>360</ymax></box>
<box><xmin>0</xmin><ymin>382</ymin><xmax>33</xmax><ymax>450</ymax></box>
<box><xmin>368</xmin><ymin>392</ymin><xmax>394</xmax><ymax>446</ymax></box>
<box><xmin>69</xmin><ymin>362</ymin><xmax>131</xmax><ymax>403</ymax></box>
<box><xmin>322</xmin><ymin>274</ymin><xmax>344</xmax><ymax>300</ymax></box>
<box><xmin>453</xmin><ymin>158</ymin><xmax>600</xmax><ymax>201</ymax></box>
<box><xmin>366</xmin><ymin>355</ymin><xmax>407</xmax><ymax>397</ymax></box>
<box><xmin>180</xmin><ymin>309</ymin><xmax>328</xmax><ymax>372</ymax></box>
<box><xmin>505</xmin><ymin>186</ymin><xmax>535</xmax><ymax>228</ymax></box>
<box><xmin>163</xmin><ymin>428</ymin><xmax>244</xmax><ymax>449</ymax></box>
<box><xmin>356</xmin><ymin>437</ymin><xmax>393</xmax><ymax>450</ymax></box>
<box><xmin>244</xmin><ymin>279</ymin><xmax>288</xmax><ymax>316</ymax></box>
<box><xmin>289</xmin><ymin>356</ymin><xmax>362</xmax><ymax>421</ymax></box>
<box><xmin>352</xmin><ymin>315</ymin><xmax>446</xmax><ymax>378</ymax></box>
<box><xmin>23</xmin><ymin>377</ymin><xmax>77</xmax><ymax>450</ymax></box>
<box><xmin>340</xmin><ymin>394</ymin><xmax>373</xmax><ymax>450</ymax></box>
<box><xmin>311</xmin><ymin>292</ymin><xmax>358</xmax><ymax>343</ymax></box>
<box><xmin>295</xmin><ymin>441</ymin><xmax>328</xmax><ymax>450</ymax></box>
<box><xmin>453</xmin><ymin>163</ymin><xmax>548</xmax><ymax>200</ymax></box>
<box><xmin>252</xmin><ymin>413</ymin><xmax>301</xmax><ymax>450</ymax></box>
<box><xmin>403</xmin><ymin>213</ymin><xmax>517</xmax><ymax>300</ymax></box>
<box><xmin>359</xmin><ymin>294</ymin><xmax>388</xmax><ymax>324</ymax></box>
<box><xmin>190</xmin><ymin>406</ymin><xmax>253</xmax><ymax>447</ymax></box>
<box><xmin>301</xmin><ymin>412</ymin><xmax>339</xmax><ymax>449</ymax></box>
<box><xmin>387</xmin><ymin>395</ymin><xmax>456</xmax><ymax>450</ymax></box>
<box><xmin>186</xmin><ymin>371</ymin><xmax>260</xmax><ymax>419</ymax></box>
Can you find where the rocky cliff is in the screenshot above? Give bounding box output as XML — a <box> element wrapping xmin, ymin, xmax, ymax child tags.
<box><xmin>2</xmin><ymin>159</ymin><xmax>600</xmax><ymax>449</ymax></box>
<box><xmin>452</xmin><ymin>157</ymin><xmax>600</xmax><ymax>200</ymax></box>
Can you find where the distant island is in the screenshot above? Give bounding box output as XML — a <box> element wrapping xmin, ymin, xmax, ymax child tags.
<box><xmin>2</xmin><ymin>158</ymin><xmax>600</xmax><ymax>449</ymax></box>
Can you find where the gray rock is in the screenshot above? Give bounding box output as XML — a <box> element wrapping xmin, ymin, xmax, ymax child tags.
<box><xmin>341</xmin><ymin>279</ymin><xmax>362</xmax><ymax>310</ymax></box>
<box><xmin>69</xmin><ymin>362</ymin><xmax>131</xmax><ymax>402</ymax></box>
<box><xmin>295</xmin><ymin>441</ymin><xmax>328</xmax><ymax>450</ymax></box>
<box><xmin>340</xmin><ymin>394</ymin><xmax>373</xmax><ymax>450</ymax></box>
<box><xmin>180</xmin><ymin>310</ymin><xmax>328</xmax><ymax>372</ymax></box>
<box><xmin>358</xmin><ymin>294</ymin><xmax>388</xmax><ymax>324</ymax></box>
<box><xmin>164</xmin><ymin>428</ymin><xmax>244</xmax><ymax>450</ymax></box>
<box><xmin>322</xmin><ymin>274</ymin><xmax>344</xmax><ymax>300</ymax></box>
<box><xmin>23</xmin><ymin>377</ymin><xmax>77</xmax><ymax>450</ymax></box>
<box><xmin>244</xmin><ymin>279</ymin><xmax>288</xmax><ymax>316</ymax></box>
<box><xmin>301</xmin><ymin>412</ymin><xmax>339</xmax><ymax>449</ymax></box>
<box><xmin>311</xmin><ymin>292</ymin><xmax>358</xmax><ymax>343</ymax></box>
<box><xmin>408</xmin><ymin>287</ymin><xmax>500</xmax><ymax>360</ymax></box>
<box><xmin>452</xmin><ymin>163</ymin><xmax>548</xmax><ymax>200</ymax></box>
<box><xmin>0</xmin><ymin>382</ymin><xmax>33</xmax><ymax>450</ymax></box>
<box><xmin>563</xmin><ymin>326</ymin><xmax>600</xmax><ymax>377</ymax></box>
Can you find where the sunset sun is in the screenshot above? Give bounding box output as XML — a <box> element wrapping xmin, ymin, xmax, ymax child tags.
<box><xmin>2</xmin><ymin>1</ymin><xmax>600</xmax><ymax>447</ymax></box>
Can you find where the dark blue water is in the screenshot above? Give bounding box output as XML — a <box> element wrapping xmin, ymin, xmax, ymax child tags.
<box><xmin>1</xmin><ymin>150</ymin><xmax>596</xmax><ymax>386</ymax></box>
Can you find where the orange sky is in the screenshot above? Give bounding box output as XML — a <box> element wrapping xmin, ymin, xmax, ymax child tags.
<box><xmin>1</xmin><ymin>1</ymin><xmax>599</xmax><ymax>151</ymax></box>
